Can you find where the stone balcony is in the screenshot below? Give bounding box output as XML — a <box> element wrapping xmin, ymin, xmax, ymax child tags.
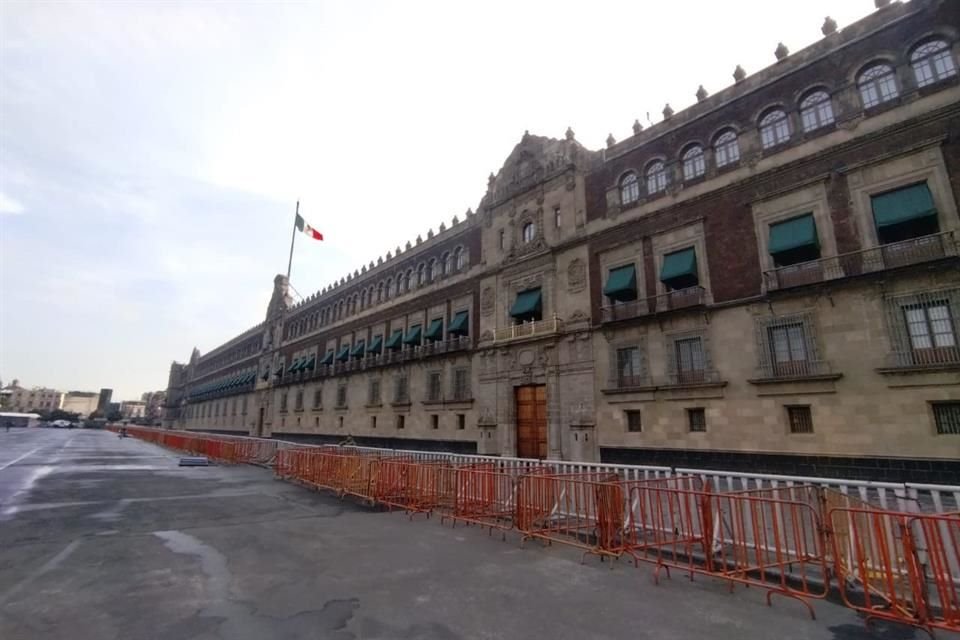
<box><xmin>601</xmin><ymin>286</ymin><xmax>706</xmax><ymax>324</ymax></box>
<box><xmin>763</xmin><ymin>230</ymin><xmax>958</xmax><ymax>292</ymax></box>
<box><xmin>491</xmin><ymin>316</ymin><xmax>563</xmax><ymax>343</ymax></box>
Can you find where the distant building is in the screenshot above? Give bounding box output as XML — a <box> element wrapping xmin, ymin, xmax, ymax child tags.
<box><xmin>2</xmin><ymin>380</ymin><xmax>63</xmax><ymax>413</ymax></box>
<box><xmin>120</xmin><ymin>401</ymin><xmax>146</xmax><ymax>419</ymax></box>
<box><xmin>97</xmin><ymin>388</ymin><xmax>113</xmax><ymax>414</ymax></box>
<box><xmin>61</xmin><ymin>391</ymin><xmax>100</xmax><ymax>418</ymax></box>
<box><xmin>140</xmin><ymin>390</ymin><xmax>166</xmax><ymax>421</ymax></box>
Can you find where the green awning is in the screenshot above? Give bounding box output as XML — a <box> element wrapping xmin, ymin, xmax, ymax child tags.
<box><xmin>385</xmin><ymin>329</ymin><xmax>403</xmax><ymax>350</ymax></box>
<box><xmin>367</xmin><ymin>335</ymin><xmax>383</xmax><ymax>354</ymax></box>
<box><xmin>351</xmin><ymin>340</ymin><xmax>366</xmax><ymax>358</ymax></box>
<box><xmin>303</xmin><ymin>356</ymin><xmax>316</xmax><ymax>371</ymax></box>
<box><xmin>320</xmin><ymin>349</ymin><xmax>334</xmax><ymax>365</ymax></box>
<box><xmin>603</xmin><ymin>264</ymin><xmax>637</xmax><ymax>302</ymax></box>
<box><xmin>448</xmin><ymin>310</ymin><xmax>469</xmax><ymax>336</ymax></box>
<box><xmin>660</xmin><ymin>248</ymin><xmax>698</xmax><ymax>288</ymax></box>
<box><xmin>288</xmin><ymin>359</ymin><xmax>301</xmax><ymax>374</ymax></box>
<box><xmin>274</xmin><ymin>364</ymin><xmax>284</xmax><ymax>376</ymax></box>
<box><xmin>510</xmin><ymin>288</ymin><xmax>542</xmax><ymax>319</ymax></box>
<box><xmin>425</xmin><ymin>318</ymin><xmax>444</xmax><ymax>342</ymax></box>
<box><xmin>769</xmin><ymin>213</ymin><xmax>818</xmax><ymax>255</ymax></box>
<box><xmin>336</xmin><ymin>345</ymin><xmax>351</xmax><ymax>362</ymax></box>
<box><xmin>403</xmin><ymin>324</ymin><xmax>422</xmax><ymax>346</ymax></box>
<box><xmin>871</xmin><ymin>183</ymin><xmax>936</xmax><ymax>228</ymax></box>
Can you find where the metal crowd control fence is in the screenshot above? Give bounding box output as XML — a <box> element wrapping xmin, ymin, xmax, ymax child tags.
<box><xmin>113</xmin><ymin>426</ymin><xmax>960</xmax><ymax>634</ymax></box>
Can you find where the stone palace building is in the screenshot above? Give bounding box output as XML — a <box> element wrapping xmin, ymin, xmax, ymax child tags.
<box><xmin>164</xmin><ymin>0</ymin><xmax>960</xmax><ymax>482</ymax></box>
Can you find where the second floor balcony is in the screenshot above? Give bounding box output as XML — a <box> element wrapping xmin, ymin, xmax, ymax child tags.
<box><xmin>601</xmin><ymin>286</ymin><xmax>706</xmax><ymax>324</ymax></box>
<box><xmin>764</xmin><ymin>230</ymin><xmax>958</xmax><ymax>292</ymax></box>
<box><xmin>492</xmin><ymin>316</ymin><xmax>563</xmax><ymax>343</ymax></box>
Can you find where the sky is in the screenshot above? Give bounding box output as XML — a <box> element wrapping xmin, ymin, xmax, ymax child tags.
<box><xmin>0</xmin><ymin>0</ymin><xmax>871</xmax><ymax>400</ymax></box>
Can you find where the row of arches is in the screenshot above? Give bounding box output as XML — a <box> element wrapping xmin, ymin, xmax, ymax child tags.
<box><xmin>285</xmin><ymin>245</ymin><xmax>469</xmax><ymax>340</ymax></box>
<box><xmin>618</xmin><ymin>37</ymin><xmax>957</xmax><ymax>207</ymax></box>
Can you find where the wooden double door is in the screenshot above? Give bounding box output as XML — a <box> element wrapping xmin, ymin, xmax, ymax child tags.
<box><xmin>515</xmin><ymin>385</ymin><xmax>547</xmax><ymax>459</ymax></box>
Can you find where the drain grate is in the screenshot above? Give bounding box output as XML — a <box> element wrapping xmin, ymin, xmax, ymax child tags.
<box><xmin>178</xmin><ymin>456</ymin><xmax>210</xmax><ymax>467</ymax></box>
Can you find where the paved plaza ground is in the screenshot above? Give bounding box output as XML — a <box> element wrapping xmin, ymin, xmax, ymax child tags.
<box><xmin>0</xmin><ymin>428</ymin><xmax>937</xmax><ymax>639</ymax></box>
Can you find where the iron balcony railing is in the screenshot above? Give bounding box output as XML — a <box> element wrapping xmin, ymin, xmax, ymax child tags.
<box><xmin>754</xmin><ymin>359</ymin><xmax>834</xmax><ymax>380</ymax></box>
<box><xmin>664</xmin><ymin>368</ymin><xmax>722</xmax><ymax>386</ymax></box>
<box><xmin>764</xmin><ymin>230</ymin><xmax>958</xmax><ymax>292</ymax></box>
<box><xmin>492</xmin><ymin>316</ymin><xmax>562</xmax><ymax>343</ymax></box>
<box><xmin>279</xmin><ymin>338</ymin><xmax>474</xmax><ymax>383</ymax></box>
<box><xmin>601</xmin><ymin>286</ymin><xmax>706</xmax><ymax>323</ymax></box>
<box><xmin>606</xmin><ymin>374</ymin><xmax>654</xmax><ymax>390</ymax></box>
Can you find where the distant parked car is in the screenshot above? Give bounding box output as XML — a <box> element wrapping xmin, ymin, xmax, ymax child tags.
<box><xmin>51</xmin><ymin>419</ymin><xmax>71</xmax><ymax>428</ymax></box>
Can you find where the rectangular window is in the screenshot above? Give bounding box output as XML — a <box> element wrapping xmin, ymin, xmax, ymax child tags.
<box><xmin>452</xmin><ymin>368</ymin><xmax>469</xmax><ymax>400</ymax></box>
<box><xmin>241</xmin><ymin>397</ymin><xmax>247</xmax><ymax>415</ymax></box>
<box><xmin>313</xmin><ymin>388</ymin><xmax>322</xmax><ymax>409</ymax></box>
<box><xmin>427</xmin><ymin>371</ymin><xmax>442</xmax><ymax>402</ymax></box>
<box><xmin>371</xmin><ymin>415</ymin><xmax>377</xmax><ymax>429</ymax></box>
<box><xmin>616</xmin><ymin>346</ymin><xmax>643</xmax><ymax>387</ymax></box>
<box><xmin>886</xmin><ymin>290</ymin><xmax>960</xmax><ymax>367</ymax></box>
<box><xmin>787</xmin><ymin>406</ymin><xmax>814</xmax><ymax>434</ymax></box>
<box><xmin>768</xmin><ymin>323</ymin><xmax>809</xmax><ymax>373</ymax></box>
<box><xmin>336</xmin><ymin>385</ymin><xmax>347</xmax><ymax>408</ymax></box>
<box><xmin>904</xmin><ymin>302</ymin><xmax>956</xmax><ymax>350</ymax></box>
<box><xmin>675</xmin><ymin>337</ymin><xmax>706</xmax><ymax>384</ymax></box>
<box><xmin>295</xmin><ymin>390</ymin><xmax>303</xmax><ymax>411</ymax></box>
<box><xmin>933</xmin><ymin>403</ymin><xmax>960</xmax><ymax>435</ymax></box>
<box><xmin>394</xmin><ymin>375</ymin><xmax>409</xmax><ymax>403</ymax></box>
<box><xmin>315</xmin><ymin>416</ymin><xmax>319</xmax><ymax>427</ymax></box>
<box><xmin>457</xmin><ymin>414</ymin><xmax>465</xmax><ymax>430</ymax></box>
<box><xmin>232</xmin><ymin>399</ymin><xmax>237</xmax><ymax>416</ymax></box>
<box><xmin>280</xmin><ymin>393</ymin><xmax>288</xmax><ymax>412</ymax></box>
<box><xmin>625</xmin><ymin>410</ymin><xmax>642</xmax><ymax>433</ymax></box>
<box><xmin>396</xmin><ymin>414</ymin><xmax>405</xmax><ymax>429</ymax></box>
<box><xmin>368</xmin><ymin>379</ymin><xmax>381</xmax><ymax>405</ymax></box>
<box><xmin>687</xmin><ymin>408</ymin><xmax>707</xmax><ymax>432</ymax></box>
<box><xmin>431</xmin><ymin>414</ymin><xmax>439</xmax><ymax>429</ymax></box>
<box><xmin>554</xmin><ymin>207</ymin><xmax>561</xmax><ymax>228</ymax></box>
<box><xmin>338</xmin><ymin>416</ymin><xmax>343</xmax><ymax>429</ymax></box>
<box><xmin>498</xmin><ymin>229</ymin><xmax>505</xmax><ymax>250</ymax></box>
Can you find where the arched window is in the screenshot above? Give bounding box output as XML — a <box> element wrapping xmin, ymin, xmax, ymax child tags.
<box><xmin>430</xmin><ymin>258</ymin><xmax>440</xmax><ymax>281</ymax></box>
<box><xmin>417</xmin><ymin>263</ymin><xmax>426</xmax><ymax>286</ymax></box>
<box><xmin>359</xmin><ymin>291</ymin><xmax>367</xmax><ymax>310</ymax></box>
<box><xmin>619</xmin><ymin>172</ymin><xmax>639</xmax><ymax>205</ymax></box>
<box><xmin>713</xmin><ymin>130</ymin><xmax>740</xmax><ymax>168</ymax></box>
<box><xmin>759</xmin><ymin>109</ymin><xmax>790</xmax><ymax>149</ymax></box>
<box><xmin>799</xmin><ymin>90</ymin><xmax>834</xmax><ymax>132</ymax></box>
<box><xmin>645</xmin><ymin>160</ymin><xmax>668</xmax><ymax>194</ymax></box>
<box><xmin>522</xmin><ymin>221</ymin><xmax>536</xmax><ymax>243</ymax></box>
<box><xmin>385</xmin><ymin>278</ymin><xmax>392</xmax><ymax>300</ymax></box>
<box><xmin>454</xmin><ymin>246</ymin><xmax>466</xmax><ymax>271</ymax></box>
<box><xmin>858</xmin><ymin>63</ymin><xmax>898</xmax><ymax>108</ymax></box>
<box><xmin>911</xmin><ymin>40</ymin><xmax>956</xmax><ymax>87</ymax></box>
<box><xmin>442</xmin><ymin>252</ymin><xmax>453</xmax><ymax>275</ymax></box>
<box><xmin>406</xmin><ymin>269</ymin><xmax>413</xmax><ymax>291</ymax></box>
<box><xmin>393</xmin><ymin>277</ymin><xmax>402</xmax><ymax>297</ymax></box>
<box><xmin>681</xmin><ymin>145</ymin><xmax>705</xmax><ymax>181</ymax></box>
<box><xmin>376</xmin><ymin>283</ymin><xmax>383</xmax><ymax>303</ymax></box>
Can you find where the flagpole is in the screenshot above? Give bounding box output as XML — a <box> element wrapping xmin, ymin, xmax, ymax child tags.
<box><xmin>286</xmin><ymin>200</ymin><xmax>299</xmax><ymax>280</ymax></box>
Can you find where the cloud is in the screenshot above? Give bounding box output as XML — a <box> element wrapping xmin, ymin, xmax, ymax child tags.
<box><xmin>0</xmin><ymin>191</ymin><xmax>25</xmax><ymax>215</ymax></box>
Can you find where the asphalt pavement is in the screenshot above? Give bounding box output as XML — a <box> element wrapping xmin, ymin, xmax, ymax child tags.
<box><xmin>0</xmin><ymin>428</ymin><xmax>938</xmax><ymax>639</ymax></box>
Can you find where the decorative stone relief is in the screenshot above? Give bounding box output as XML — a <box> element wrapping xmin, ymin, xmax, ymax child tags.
<box><xmin>566</xmin><ymin>259</ymin><xmax>586</xmax><ymax>293</ymax></box>
<box><xmin>568</xmin><ymin>309</ymin><xmax>587</xmax><ymax>322</ymax></box>
<box><xmin>480</xmin><ymin>287</ymin><xmax>495</xmax><ymax>316</ymax></box>
<box><xmin>480</xmin><ymin>330</ymin><xmax>494</xmax><ymax>342</ymax></box>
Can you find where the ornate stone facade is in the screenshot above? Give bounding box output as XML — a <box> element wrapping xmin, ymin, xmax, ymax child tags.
<box><xmin>165</xmin><ymin>1</ymin><xmax>960</xmax><ymax>481</ymax></box>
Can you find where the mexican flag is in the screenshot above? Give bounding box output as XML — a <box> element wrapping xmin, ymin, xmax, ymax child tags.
<box><xmin>295</xmin><ymin>212</ymin><xmax>323</xmax><ymax>241</ymax></box>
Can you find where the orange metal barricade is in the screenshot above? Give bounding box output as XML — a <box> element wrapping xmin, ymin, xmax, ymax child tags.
<box><xmin>829</xmin><ymin>507</ymin><xmax>960</xmax><ymax>635</ymax></box>
<box><xmin>516</xmin><ymin>472</ymin><xmax>622</xmax><ymax>559</ymax></box>
<box><xmin>441</xmin><ymin>467</ymin><xmax>518</xmax><ymax>535</ymax></box>
<box><xmin>620</xmin><ymin>479</ymin><xmax>828</xmax><ymax>618</ymax></box>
